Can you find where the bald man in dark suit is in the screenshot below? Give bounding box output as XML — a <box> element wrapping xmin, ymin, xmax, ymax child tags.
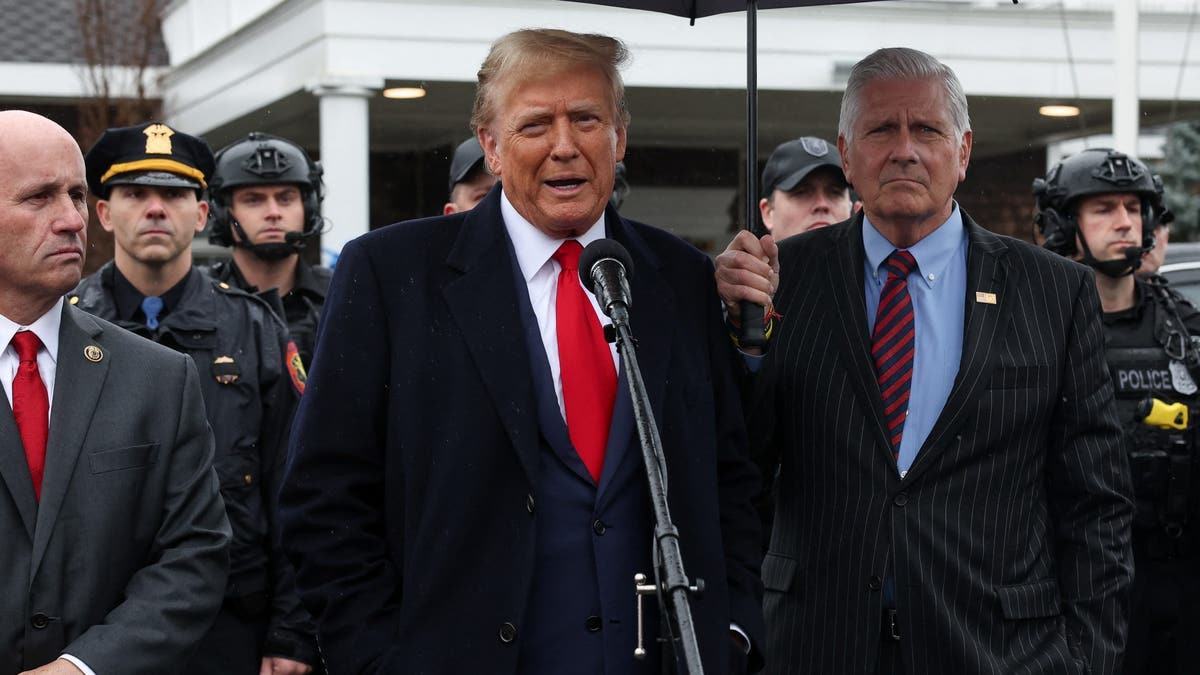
<box><xmin>0</xmin><ymin>110</ymin><xmax>229</xmax><ymax>675</ymax></box>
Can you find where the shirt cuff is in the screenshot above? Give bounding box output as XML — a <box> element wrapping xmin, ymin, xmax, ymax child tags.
<box><xmin>740</xmin><ymin>351</ymin><xmax>766</xmax><ymax>373</ymax></box>
<box><xmin>729</xmin><ymin>623</ymin><xmax>751</xmax><ymax>654</ymax></box>
<box><xmin>60</xmin><ymin>654</ymin><xmax>97</xmax><ymax>675</ymax></box>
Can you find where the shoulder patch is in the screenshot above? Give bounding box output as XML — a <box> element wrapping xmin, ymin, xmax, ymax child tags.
<box><xmin>286</xmin><ymin>340</ymin><xmax>307</xmax><ymax>394</ymax></box>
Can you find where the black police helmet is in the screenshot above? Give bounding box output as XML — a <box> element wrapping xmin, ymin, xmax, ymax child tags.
<box><xmin>1033</xmin><ymin>148</ymin><xmax>1172</xmax><ymax>259</ymax></box>
<box><xmin>208</xmin><ymin>132</ymin><xmax>325</xmax><ymax>247</ymax></box>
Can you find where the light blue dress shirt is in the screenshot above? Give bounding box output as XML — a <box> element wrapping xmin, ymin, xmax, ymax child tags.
<box><xmin>862</xmin><ymin>205</ymin><xmax>968</xmax><ymax>477</ymax></box>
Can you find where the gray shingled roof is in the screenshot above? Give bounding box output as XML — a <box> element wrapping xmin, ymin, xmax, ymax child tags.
<box><xmin>0</xmin><ymin>0</ymin><xmax>167</xmax><ymax>65</ymax></box>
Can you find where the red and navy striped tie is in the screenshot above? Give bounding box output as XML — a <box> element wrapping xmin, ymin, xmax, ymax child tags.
<box><xmin>872</xmin><ymin>250</ymin><xmax>917</xmax><ymax>461</ymax></box>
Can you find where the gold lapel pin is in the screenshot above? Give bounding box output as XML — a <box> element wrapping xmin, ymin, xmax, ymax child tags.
<box><xmin>975</xmin><ymin>291</ymin><xmax>997</xmax><ymax>305</ymax></box>
<box><xmin>83</xmin><ymin>345</ymin><xmax>104</xmax><ymax>362</ymax></box>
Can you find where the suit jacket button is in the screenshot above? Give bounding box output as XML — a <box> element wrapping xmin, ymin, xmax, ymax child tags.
<box><xmin>592</xmin><ymin>519</ymin><xmax>607</xmax><ymax>535</ymax></box>
<box><xmin>30</xmin><ymin>613</ymin><xmax>49</xmax><ymax>629</ymax></box>
<box><xmin>893</xmin><ymin>492</ymin><xmax>909</xmax><ymax>507</ymax></box>
<box><xmin>868</xmin><ymin>575</ymin><xmax>882</xmax><ymax>590</ymax></box>
<box><xmin>526</xmin><ymin>494</ymin><xmax>535</xmax><ymax>514</ymax></box>
<box><xmin>586</xmin><ymin>615</ymin><xmax>602</xmax><ymax>632</ymax></box>
<box><xmin>499</xmin><ymin>622</ymin><xmax>518</xmax><ymax>643</ymax></box>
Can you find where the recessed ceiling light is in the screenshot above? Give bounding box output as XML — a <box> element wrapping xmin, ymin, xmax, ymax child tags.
<box><xmin>383</xmin><ymin>87</ymin><xmax>427</xmax><ymax>100</ymax></box>
<box><xmin>1039</xmin><ymin>104</ymin><xmax>1080</xmax><ymax>118</ymax></box>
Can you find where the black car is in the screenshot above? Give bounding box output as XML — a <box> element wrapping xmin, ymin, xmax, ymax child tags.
<box><xmin>1158</xmin><ymin>241</ymin><xmax>1200</xmax><ymax>306</ymax></box>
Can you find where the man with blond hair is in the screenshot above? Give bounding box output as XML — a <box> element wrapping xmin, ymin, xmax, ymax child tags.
<box><xmin>281</xmin><ymin>28</ymin><xmax>765</xmax><ymax>675</ymax></box>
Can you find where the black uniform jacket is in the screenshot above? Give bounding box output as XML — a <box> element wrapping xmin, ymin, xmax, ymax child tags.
<box><xmin>71</xmin><ymin>263</ymin><xmax>317</xmax><ymax>664</ymax></box>
<box><xmin>207</xmin><ymin>258</ymin><xmax>331</xmax><ymax>372</ymax></box>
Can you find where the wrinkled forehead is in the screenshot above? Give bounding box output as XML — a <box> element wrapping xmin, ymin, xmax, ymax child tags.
<box><xmin>855</xmin><ymin>78</ymin><xmax>952</xmax><ymax>125</ymax></box>
<box><xmin>0</xmin><ymin>132</ymin><xmax>85</xmax><ymax>189</ymax></box>
<box><xmin>491</xmin><ymin>62</ymin><xmax>619</xmax><ymax>119</ymax></box>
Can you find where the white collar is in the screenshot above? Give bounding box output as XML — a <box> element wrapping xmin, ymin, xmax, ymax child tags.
<box><xmin>0</xmin><ymin>298</ymin><xmax>64</xmax><ymax>362</ymax></box>
<box><xmin>500</xmin><ymin>190</ymin><xmax>607</xmax><ymax>282</ymax></box>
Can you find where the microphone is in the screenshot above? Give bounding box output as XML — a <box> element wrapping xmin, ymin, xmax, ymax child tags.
<box><xmin>578</xmin><ymin>239</ymin><xmax>634</xmax><ymax>320</ymax></box>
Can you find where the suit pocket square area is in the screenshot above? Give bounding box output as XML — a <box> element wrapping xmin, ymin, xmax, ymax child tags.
<box><xmin>761</xmin><ymin>552</ymin><xmax>798</xmax><ymax>592</ymax></box>
<box><xmin>89</xmin><ymin>443</ymin><xmax>160</xmax><ymax>474</ymax></box>
<box><xmin>995</xmin><ymin>578</ymin><xmax>1063</xmax><ymax>619</ymax></box>
<box><xmin>985</xmin><ymin>365</ymin><xmax>1052</xmax><ymax>390</ymax></box>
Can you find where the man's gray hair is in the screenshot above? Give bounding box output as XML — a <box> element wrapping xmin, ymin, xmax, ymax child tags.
<box><xmin>838</xmin><ymin>47</ymin><xmax>970</xmax><ymax>143</ymax></box>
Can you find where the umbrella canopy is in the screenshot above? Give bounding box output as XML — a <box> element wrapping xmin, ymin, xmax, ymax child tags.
<box><xmin>565</xmin><ymin>0</ymin><xmax>871</xmax><ymax>21</ymax></box>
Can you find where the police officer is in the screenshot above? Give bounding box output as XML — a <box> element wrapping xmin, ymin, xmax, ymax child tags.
<box><xmin>72</xmin><ymin>122</ymin><xmax>318</xmax><ymax>675</ymax></box>
<box><xmin>207</xmin><ymin>132</ymin><xmax>331</xmax><ymax>374</ymax></box>
<box><xmin>442</xmin><ymin>136</ymin><xmax>496</xmax><ymax>214</ymax></box>
<box><xmin>1035</xmin><ymin>147</ymin><xmax>1197</xmax><ymax>674</ymax></box>
<box><xmin>758</xmin><ymin>136</ymin><xmax>854</xmax><ymax>240</ymax></box>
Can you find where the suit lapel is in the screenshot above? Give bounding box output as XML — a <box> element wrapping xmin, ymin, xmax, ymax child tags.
<box><xmin>0</xmin><ymin>387</ymin><xmax>37</xmax><ymax>538</ymax></box>
<box><xmin>904</xmin><ymin>216</ymin><xmax>1013</xmax><ymax>484</ymax></box>
<box><xmin>827</xmin><ymin>216</ymin><xmax>895</xmax><ymax>464</ymax></box>
<box><xmin>444</xmin><ymin>190</ymin><xmax>541</xmax><ymax>484</ymax></box>
<box><xmin>508</xmin><ymin>233</ymin><xmax>593</xmax><ymax>485</ymax></box>
<box><xmin>31</xmin><ymin>304</ymin><xmax>110</xmax><ymax>577</ymax></box>
<box><xmin>596</xmin><ymin>212</ymin><xmax>673</xmax><ymax>507</ymax></box>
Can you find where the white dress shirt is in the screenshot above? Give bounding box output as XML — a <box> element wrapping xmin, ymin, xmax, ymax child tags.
<box><xmin>0</xmin><ymin>300</ymin><xmax>97</xmax><ymax>675</ymax></box>
<box><xmin>0</xmin><ymin>298</ymin><xmax>62</xmax><ymax>416</ymax></box>
<box><xmin>500</xmin><ymin>191</ymin><xmax>618</xmax><ymax>420</ymax></box>
<box><xmin>499</xmin><ymin>193</ymin><xmax>751</xmax><ymax>653</ymax></box>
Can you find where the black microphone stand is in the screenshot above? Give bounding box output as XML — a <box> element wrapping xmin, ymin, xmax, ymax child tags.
<box><xmin>603</xmin><ymin>299</ymin><xmax>706</xmax><ymax>675</ymax></box>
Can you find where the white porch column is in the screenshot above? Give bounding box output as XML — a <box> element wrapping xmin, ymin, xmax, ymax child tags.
<box><xmin>310</xmin><ymin>80</ymin><xmax>379</xmax><ymax>267</ymax></box>
<box><xmin>1113</xmin><ymin>0</ymin><xmax>1139</xmax><ymax>154</ymax></box>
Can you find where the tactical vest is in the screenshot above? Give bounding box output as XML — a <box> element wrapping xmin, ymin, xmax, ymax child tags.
<box><xmin>1105</xmin><ymin>280</ymin><xmax>1200</xmax><ymax>556</ymax></box>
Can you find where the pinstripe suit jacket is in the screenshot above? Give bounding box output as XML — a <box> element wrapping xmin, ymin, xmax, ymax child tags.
<box><xmin>753</xmin><ymin>211</ymin><xmax>1134</xmax><ymax>675</ymax></box>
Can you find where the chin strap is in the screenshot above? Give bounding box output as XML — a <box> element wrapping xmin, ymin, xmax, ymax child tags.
<box><xmin>229</xmin><ymin>219</ymin><xmax>320</xmax><ymax>261</ymax></box>
<box><xmin>1077</xmin><ymin>235</ymin><xmax>1146</xmax><ymax>278</ymax></box>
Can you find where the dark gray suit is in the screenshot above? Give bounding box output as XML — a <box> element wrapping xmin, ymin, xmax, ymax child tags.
<box><xmin>0</xmin><ymin>303</ymin><xmax>231</xmax><ymax>674</ymax></box>
<box><xmin>755</xmin><ymin>212</ymin><xmax>1134</xmax><ymax>675</ymax></box>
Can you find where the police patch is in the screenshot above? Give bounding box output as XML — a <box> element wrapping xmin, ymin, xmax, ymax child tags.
<box><xmin>801</xmin><ymin>137</ymin><xmax>829</xmax><ymax>157</ymax></box>
<box><xmin>286</xmin><ymin>340</ymin><xmax>307</xmax><ymax>394</ymax></box>
<box><xmin>1113</xmin><ymin>366</ymin><xmax>1173</xmax><ymax>394</ymax></box>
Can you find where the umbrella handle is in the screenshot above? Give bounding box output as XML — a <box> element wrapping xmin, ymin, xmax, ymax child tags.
<box><xmin>738</xmin><ymin>2</ymin><xmax>767</xmax><ymax>350</ymax></box>
<box><xmin>738</xmin><ymin>302</ymin><xmax>767</xmax><ymax>348</ymax></box>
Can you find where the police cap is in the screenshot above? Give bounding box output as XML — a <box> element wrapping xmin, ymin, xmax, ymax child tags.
<box><xmin>85</xmin><ymin>122</ymin><xmax>214</xmax><ymax>199</ymax></box>
<box><xmin>761</xmin><ymin>136</ymin><xmax>846</xmax><ymax>199</ymax></box>
<box><xmin>448</xmin><ymin>137</ymin><xmax>487</xmax><ymax>193</ymax></box>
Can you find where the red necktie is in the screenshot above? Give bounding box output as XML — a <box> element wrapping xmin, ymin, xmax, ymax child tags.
<box><xmin>871</xmin><ymin>250</ymin><xmax>917</xmax><ymax>461</ymax></box>
<box><xmin>554</xmin><ymin>240</ymin><xmax>617</xmax><ymax>482</ymax></box>
<box><xmin>11</xmin><ymin>331</ymin><xmax>48</xmax><ymax>500</ymax></box>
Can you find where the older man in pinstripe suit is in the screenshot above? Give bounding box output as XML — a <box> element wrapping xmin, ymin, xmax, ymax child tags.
<box><xmin>717</xmin><ymin>47</ymin><xmax>1134</xmax><ymax>675</ymax></box>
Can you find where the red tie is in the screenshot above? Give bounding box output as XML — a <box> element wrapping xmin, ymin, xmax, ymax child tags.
<box><xmin>871</xmin><ymin>250</ymin><xmax>917</xmax><ymax>461</ymax></box>
<box><xmin>11</xmin><ymin>331</ymin><xmax>48</xmax><ymax>500</ymax></box>
<box><xmin>554</xmin><ymin>240</ymin><xmax>617</xmax><ymax>482</ymax></box>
